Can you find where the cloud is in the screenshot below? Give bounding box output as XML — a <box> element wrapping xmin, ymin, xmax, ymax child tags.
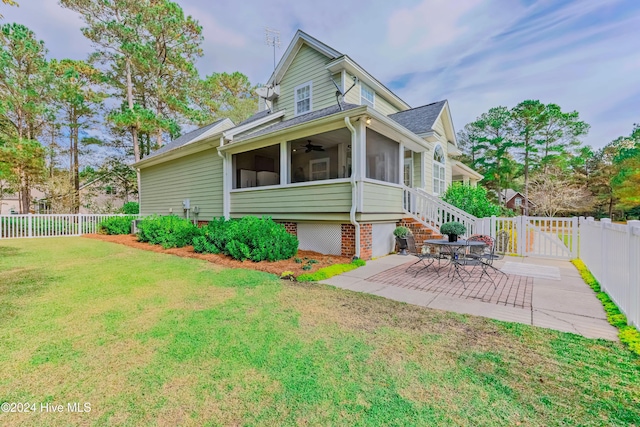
<box><xmin>2</xmin><ymin>0</ymin><xmax>638</xmax><ymax>148</ymax></box>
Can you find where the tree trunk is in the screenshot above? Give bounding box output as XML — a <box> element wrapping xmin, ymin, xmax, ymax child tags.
<box><xmin>73</xmin><ymin>122</ymin><xmax>80</xmax><ymax>214</ymax></box>
<box><xmin>125</xmin><ymin>58</ymin><xmax>142</xmax><ymax>203</ymax></box>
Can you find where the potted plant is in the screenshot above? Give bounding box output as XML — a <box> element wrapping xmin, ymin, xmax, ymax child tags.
<box><xmin>394</xmin><ymin>226</ymin><xmax>412</xmax><ymax>255</ymax></box>
<box><xmin>440</xmin><ymin>221</ymin><xmax>466</xmax><ymax>242</ymax></box>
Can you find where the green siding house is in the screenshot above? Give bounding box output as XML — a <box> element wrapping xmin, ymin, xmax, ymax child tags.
<box><xmin>134</xmin><ymin>30</ymin><xmax>482</xmax><ymax>260</ymax></box>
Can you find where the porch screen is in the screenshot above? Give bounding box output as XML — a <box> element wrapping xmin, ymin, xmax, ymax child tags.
<box><xmin>366</xmin><ymin>129</ymin><xmax>399</xmax><ymax>184</ymax></box>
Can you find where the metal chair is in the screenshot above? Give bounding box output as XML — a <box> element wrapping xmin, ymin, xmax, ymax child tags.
<box><xmin>449</xmin><ymin>239</ymin><xmax>497</xmax><ymax>289</ymax></box>
<box><xmin>405</xmin><ymin>235</ymin><xmax>442</xmax><ymax>277</ymax></box>
<box><xmin>479</xmin><ymin>232</ymin><xmax>508</xmax><ymax>278</ymax></box>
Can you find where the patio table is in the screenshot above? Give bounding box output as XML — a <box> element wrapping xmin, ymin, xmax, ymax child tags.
<box><xmin>423</xmin><ymin>239</ymin><xmax>488</xmax><ymax>284</ymax></box>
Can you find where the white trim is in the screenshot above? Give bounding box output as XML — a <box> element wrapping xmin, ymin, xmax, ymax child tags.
<box><xmin>325</xmin><ymin>56</ymin><xmax>411</xmax><ymax>111</ymax></box>
<box><xmin>360</xmin><ymin>83</ymin><xmax>375</xmax><ymax>108</ymax></box>
<box><xmin>134</xmin><ymin>119</ymin><xmax>234</xmax><ymax>168</ymax></box>
<box><xmin>432</xmin><ymin>143</ymin><xmax>446</xmax><ymax>196</ymax></box>
<box><xmin>362</xmin><ymin>177</ymin><xmax>404</xmax><ymax>189</ymax></box>
<box><xmin>294</xmin><ymin>81</ymin><xmax>313</xmax><ymax>116</ymax></box>
<box><xmin>268</xmin><ymin>30</ymin><xmax>342</xmax><ymax>86</ymax></box>
<box><xmin>229</xmin><ymin>178</ymin><xmax>351</xmax><ymax>193</ymax></box>
<box><xmin>223</xmin><ymin>109</ymin><xmax>285</xmax><ymax>140</ymax></box>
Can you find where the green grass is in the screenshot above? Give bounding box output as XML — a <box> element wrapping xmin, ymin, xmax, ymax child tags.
<box><xmin>0</xmin><ymin>237</ymin><xmax>639</xmax><ymax>426</ymax></box>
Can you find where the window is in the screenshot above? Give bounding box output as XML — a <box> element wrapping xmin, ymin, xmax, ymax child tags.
<box><xmin>309</xmin><ymin>158</ymin><xmax>330</xmax><ymax>180</ymax></box>
<box><xmin>289</xmin><ymin>128</ymin><xmax>351</xmax><ymax>183</ymax></box>
<box><xmin>433</xmin><ymin>145</ymin><xmax>446</xmax><ymax>195</ymax></box>
<box><xmin>232</xmin><ymin>144</ymin><xmax>280</xmax><ymax>189</ymax></box>
<box><xmin>361</xmin><ymin>83</ymin><xmax>375</xmax><ymax>107</ymax></box>
<box><xmin>366</xmin><ymin>129</ymin><xmax>399</xmax><ymax>184</ymax></box>
<box><xmin>514</xmin><ymin>197</ymin><xmax>522</xmax><ymax>206</ymax></box>
<box><xmin>294</xmin><ymin>81</ymin><xmax>312</xmax><ymax>115</ymax></box>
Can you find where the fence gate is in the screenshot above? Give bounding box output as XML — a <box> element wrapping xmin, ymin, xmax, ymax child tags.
<box><xmin>476</xmin><ymin>216</ymin><xmax>578</xmax><ymax>259</ymax></box>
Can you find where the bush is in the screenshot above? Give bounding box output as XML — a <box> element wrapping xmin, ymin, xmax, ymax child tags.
<box><xmin>136</xmin><ymin>215</ymin><xmax>200</xmax><ymax>249</ymax></box>
<box><xmin>297</xmin><ymin>259</ymin><xmax>366</xmax><ymax>282</ymax></box>
<box><xmin>442</xmin><ymin>183</ymin><xmax>502</xmax><ymax>217</ymax></box>
<box><xmin>120</xmin><ymin>202</ymin><xmax>140</xmax><ymax>214</ymax></box>
<box><xmin>393</xmin><ymin>226</ymin><xmax>411</xmax><ymax>238</ymax></box>
<box><xmin>440</xmin><ymin>221</ymin><xmax>466</xmax><ymax>236</ymax></box>
<box><xmin>571</xmin><ymin>259</ymin><xmax>640</xmax><ymax>357</ymax></box>
<box><xmin>98</xmin><ymin>216</ymin><xmax>135</xmax><ymax>235</ymax></box>
<box><xmin>194</xmin><ymin>216</ymin><xmax>298</xmax><ymax>262</ymax></box>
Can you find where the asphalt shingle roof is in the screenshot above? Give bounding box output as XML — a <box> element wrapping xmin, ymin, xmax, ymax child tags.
<box><xmin>234</xmin><ymin>103</ymin><xmax>361</xmax><ymax>142</ymax></box>
<box><xmin>145</xmin><ymin>118</ymin><xmax>227</xmax><ymax>160</ymax></box>
<box><xmin>387</xmin><ymin>100</ymin><xmax>447</xmax><ymax>135</ymax></box>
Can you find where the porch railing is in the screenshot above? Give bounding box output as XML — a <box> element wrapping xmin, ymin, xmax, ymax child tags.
<box><xmin>402</xmin><ymin>186</ymin><xmax>477</xmax><ymax>236</ymax></box>
<box><xmin>0</xmin><ymin>213</ymin><xmax>140</xmax><ymax>239</ymax></box>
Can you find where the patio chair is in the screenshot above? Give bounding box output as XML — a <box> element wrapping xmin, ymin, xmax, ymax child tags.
<box><xmin>466</xmin><ymin>234</ymin><xmax>494</xmax><ymax>259</ymax></box>
<box><xmin>478</xmin><ymin>234</ymin><xmax>508</xmax><ymax>278</ymax></box>
<box><xmin>449</xmin><ymin>240</ymin><xmax>497</xmax><ymax>289</ymax></box>
<box><xmin>405</xmin><ymin>235</ymin><xmax>442</xmax><ymax>277</ymax></box>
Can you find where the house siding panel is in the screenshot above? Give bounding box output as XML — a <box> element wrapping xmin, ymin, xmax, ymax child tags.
<box><xmin>230</xmin><ymin>182</ymin><xmax>352</xmax><ymax>217</ymax></box>
<box><xmin>274</xmin><ymin>45</ymin><xmax>337</xmax><ymax>120</ymax></box>
<box><xmin>140</xmin><ymin>149</ymin><xmax>223</xmax><ymax>220</ymax></box>
<box><xmin>362</xmin><ymin>181</ymin><xmax>403</xmax><ymax>214</ymax></box>
<box><xmin>412</xmin><ymin>152</ymin><xmax>422</xmax><ymax>190</ymax></box>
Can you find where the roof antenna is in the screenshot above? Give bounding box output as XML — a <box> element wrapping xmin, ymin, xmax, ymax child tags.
<box><xmin>330</xmin><ymin>74</ymin><xmax>358</xmax><ymax>111</ymax></box>
<box><xmin>265</xmin><ymin>27</ymin><xmax>281</xmax><ymax>72</ymax></box>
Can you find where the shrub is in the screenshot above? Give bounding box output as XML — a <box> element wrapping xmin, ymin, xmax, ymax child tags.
<box><xmin>194</xmin><ymin>216</ymin><xmax>298</xmax><ymax>262</ymax></box>
<box><xmin>440</xmin><ymin>221</ymin><xmax>466</xmax><ymax>236</ymax></box>
<box><xmin>442</xmin><ymin>183</ymin><xmax>502</xmax><ymax>218</ymax></box>
<box><xmin>393</xmin><ymin>226</ymin><xmax>411</xmax><ymax>238</ymax></box>
<box><xmin>98</xmin><ymin>216</ymin><xmax>135</xmax><ymax>235</ymax></box>
<box><xmin>297</xmin><ymin>259</ymin><xmax>366</xmax><ymax>282</ymax></box>
<box><xmin>136</xmin><ymin>215</ymin><xmax>200</xmax><ymax>249</ymax></box>
<box><xmin>120</xmin><ymin>202</ymin><xmax>140</xmax><ymax>214</ymax></box>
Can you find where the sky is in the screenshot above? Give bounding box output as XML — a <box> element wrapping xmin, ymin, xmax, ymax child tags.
<box><xmin>3</xmin><ymin>0</ymin><xmax>640</xmax><ymax>149</ymax></box>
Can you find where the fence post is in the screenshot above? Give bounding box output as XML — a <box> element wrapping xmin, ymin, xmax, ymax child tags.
<box><xmin>627</xmin><ymin>220</ymin><xmax>640</xmax><ymax>327</ymax></box>
<box><xmin>572</xmin><ymin>217</ymin><xmax>578</xmax><ymax>258</ymax></box>
<box><xmin>600</xmin><ymin>218</ymin><xmax>611</xmax><ymax>292</ymax></box>
<box><xmin>78</xmin><ymin>214</ymin><xmax>84</xmax><ymax>236</ymax></box>
<box><xmin>27</xmin><ymin>213</ymin><xmax>33</xmax><ymax>238</ymax></box>
<box><xmin>516</xmin><ymin>216</ymin><xmax>525</xmax><ymax>256</ymax></box>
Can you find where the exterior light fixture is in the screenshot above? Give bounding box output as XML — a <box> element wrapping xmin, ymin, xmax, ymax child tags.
<box><xmin>366</xmin><ymin>117</ymin><xmax>372</xmax><ymax>126</ymax></box>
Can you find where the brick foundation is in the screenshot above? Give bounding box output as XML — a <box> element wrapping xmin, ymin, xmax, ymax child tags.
<box><xmin>281</xmin><ymin>221</ymin><xmax>297</xmax><ymax>236</ymax></box>
<box><xmin>197</xmin><ymin>220</ymin><xmax>208</xmax><ymax>227</ymax></box>
<box><xmin>359</xmin><ymin>223</ymin><xmax>372</xmax><ymax>260</ymax></box>
<box><xmin>341</xmin><ymin>223</ymin><xmax>373</xmax><ymax>260</ymax></box>
<box><xmin>341</xmin><ymin>224</ymin><xmax>355</xmax><ymax>257</ymax></box>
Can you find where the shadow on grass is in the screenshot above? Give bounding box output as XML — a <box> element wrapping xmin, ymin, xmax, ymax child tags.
<box><xmin>0</xmin><ymin>268</ymin><xmax>54</xmax><ymax>321</ymax></box>
<box><xmin>0</xmin><ymin>245</ymin><xmax>21</xmax><ymax>257</ymax></box>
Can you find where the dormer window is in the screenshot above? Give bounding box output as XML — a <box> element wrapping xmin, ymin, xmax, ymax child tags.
<box><xmin>361</xmin><ymin>83</ymin><xmax>375</xmax><ymax>107</ymax></box>
<box><xmin>294</xmin><ymin>81</ymin><xmax>312</xmax><ymax>115</ymax></box>
<box><xmin>514</xmin><ymin>197</ymin><xmax>522</xmax><ymax>206</ymax></box>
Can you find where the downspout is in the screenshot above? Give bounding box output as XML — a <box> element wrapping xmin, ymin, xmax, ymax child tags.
<box><xmin>344</xmin><ymin>116</ymin><xmax>360</xmax><ymax>259</ymax></box>
<box><xmin>218</xmin><ymin>136</ymin><xmax>229</xmax><ymax>219</ymax></box>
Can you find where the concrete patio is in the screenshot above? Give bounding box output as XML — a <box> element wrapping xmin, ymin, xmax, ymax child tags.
<box><xmin>321</xmin><ymin>254</ymin><xmax>619</xmax><ymax>340</ymax></box>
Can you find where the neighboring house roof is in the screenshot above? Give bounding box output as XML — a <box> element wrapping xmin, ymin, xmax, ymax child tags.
<box><xmin>144</xmin><ymin>118</ymin><xmax>230</xmax><ymax>161</ymax></box>
<box><xmin>234</xmin><ymin>103</ymin><xmax>361</xmax><ymax>143</ymax></box>
<box><xmin>501</xmin><ymin>189</ymin><xmax>537</xmax><ymax>207</ymax></box>
<box><xmin>387</xmin><ymin>100</ymin><xmax>447</xmax><ymax>135</ymax></box>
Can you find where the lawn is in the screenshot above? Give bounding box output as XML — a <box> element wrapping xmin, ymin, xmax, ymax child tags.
<box><xmin>0</xmin><ymin>238</ymin><xmax>639</xmax><ymax>426</ymax></box>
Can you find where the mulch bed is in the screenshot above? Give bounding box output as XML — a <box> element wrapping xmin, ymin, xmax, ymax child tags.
<box><xmin>83</xmin><ymin>234</ymin><xmax>352</xmax><ymax>276</ymax></box>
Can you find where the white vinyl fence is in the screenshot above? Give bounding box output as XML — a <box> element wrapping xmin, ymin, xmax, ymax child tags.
<box><xmin>579</xmin><ymin>218</ymin><xmax>640</xmax><ymax>329</ymax></box>
<box><xmin>0</xmin><ymin>214</ymin><xmax>139</xmax><ymax>239</ymax></box>
<box><xmin>475</xmin><ymin>215</ymin><xmax>578</xmax><ymax>259</ymax></box>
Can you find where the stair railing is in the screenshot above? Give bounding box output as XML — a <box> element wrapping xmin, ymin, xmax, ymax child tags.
<box><xmin>402</xmin><ymin>186</ymin><xmax>478</xmax><ymax>236</ymax></box>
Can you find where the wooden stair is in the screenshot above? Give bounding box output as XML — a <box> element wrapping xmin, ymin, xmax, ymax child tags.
<box><xmin>397</xmin><ymin>218</ymin><xmax>442</xmax><ymax>247</ymax></box>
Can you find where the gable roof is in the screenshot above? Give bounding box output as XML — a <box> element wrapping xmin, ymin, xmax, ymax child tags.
<box><xmin>143</xmin><ymin>118</ymin><xmax>231</xmax><ymax>161</ymax></box>
<box><xmin>268</xmin><ymin>30</ymin><xmax>342</xmax><ymax>86</ymax></box>
<box><xmin>387</xmin><ymin>100</ymin><xmax>447</xmax><ymax>135</ymax></box>
<box><xmin>234</xmin><ymin>103</ymin><xmax>361</xmax><ymax>143</ymax></box>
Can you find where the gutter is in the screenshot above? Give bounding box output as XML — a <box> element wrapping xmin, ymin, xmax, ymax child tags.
<box><xmin>344</xmin><ymin>116</ymin><xmax>360</xmax><ymax>259</ymax></box>
<box><xmin>218</xmin><ymin>136</ymin><xmax>230</xmax><ymax>219</ymax></box>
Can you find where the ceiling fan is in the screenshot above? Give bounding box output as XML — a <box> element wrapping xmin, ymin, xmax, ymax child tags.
<box><xmin>301</xmin><ymin>140</ymin><xmax>324</xmax><ymax>153</ymax></box>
